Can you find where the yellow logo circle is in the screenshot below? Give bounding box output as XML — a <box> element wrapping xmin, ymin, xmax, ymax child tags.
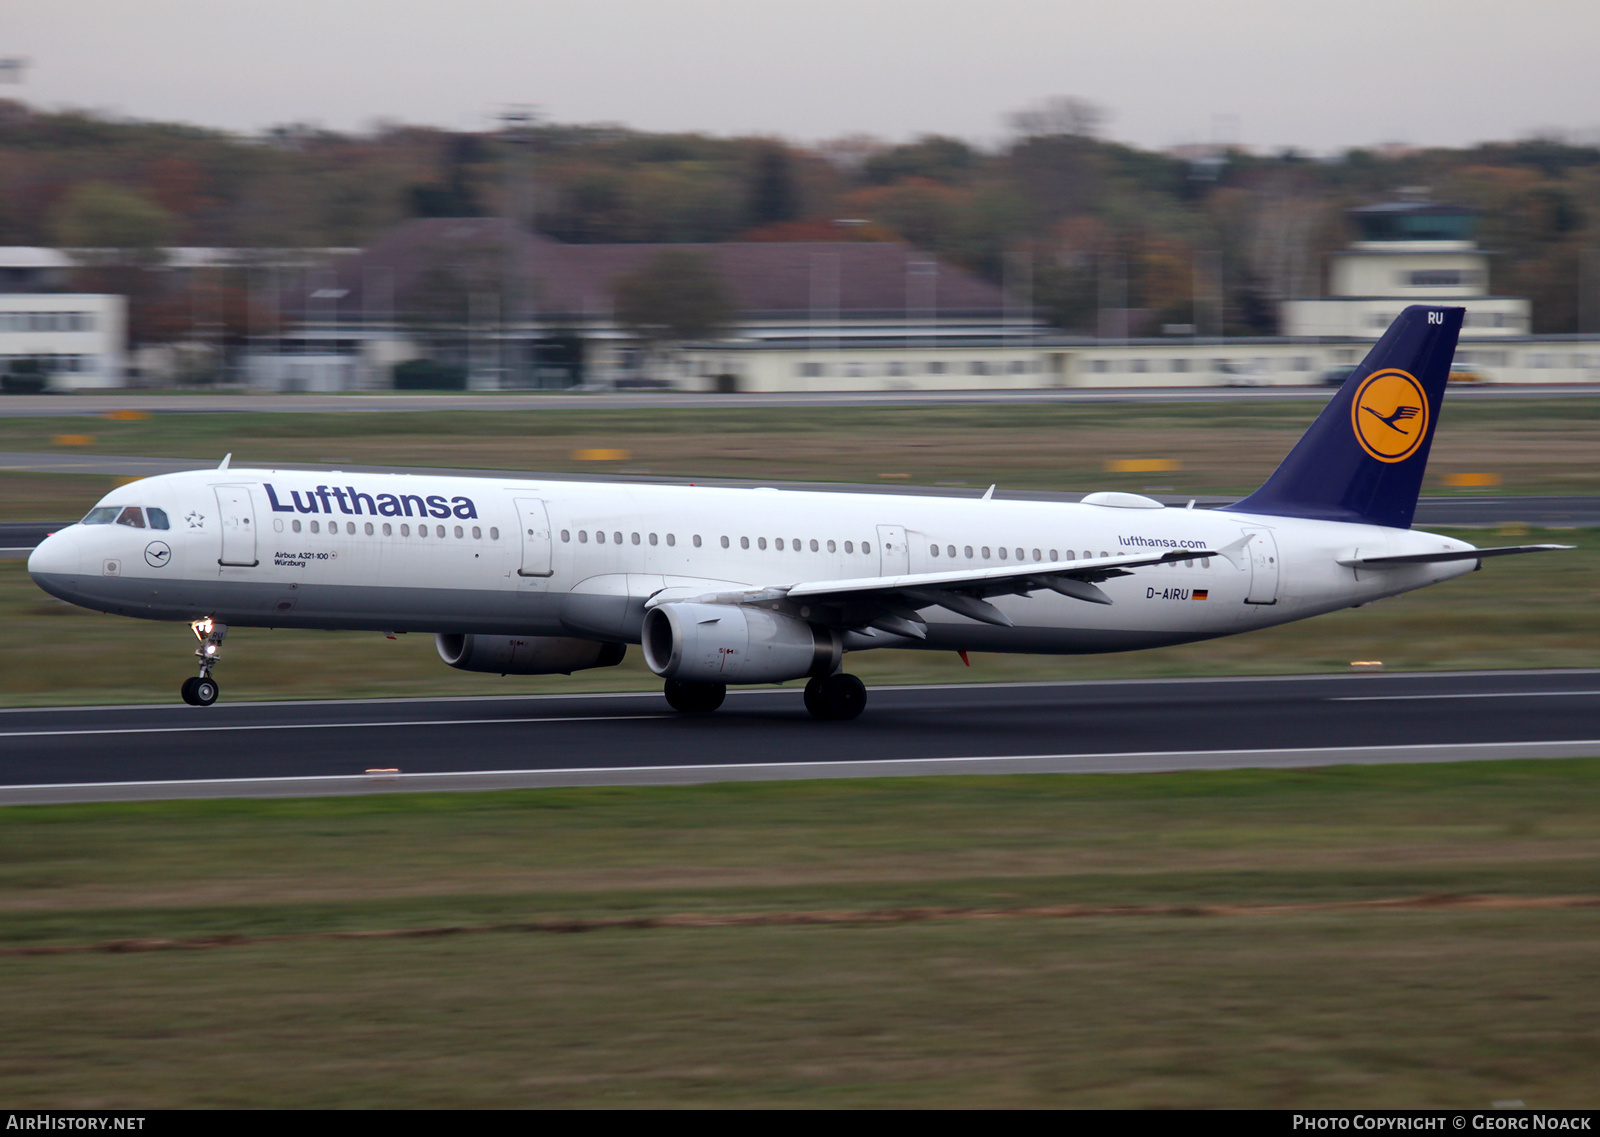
<box><xmin>1351</xmin><ymin>369</ymin><xmax>1429</xmax><ymax>463</ymax></box>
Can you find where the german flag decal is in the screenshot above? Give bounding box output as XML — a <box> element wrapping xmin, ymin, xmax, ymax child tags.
<box><xmin>1193</xmin><ymin>589</ymin><xmax>1209</xmax><ymax>600</ymax></box>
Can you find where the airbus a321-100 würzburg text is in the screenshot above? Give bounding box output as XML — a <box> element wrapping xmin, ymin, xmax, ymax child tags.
<box><xmin>28</xmin><ymin>306</ymin><xmax>1570</xmax><ymax>720</ymax></box>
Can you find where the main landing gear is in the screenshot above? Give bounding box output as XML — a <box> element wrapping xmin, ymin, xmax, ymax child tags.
<box><xmin>662</xmin><ymin>673</ymin><xmax>868</xmax><ymax>720</ymax></box>
<box><xmin>804</xmin><ymin>672</ymin><xmax>867</xmax><ymax>721</ymax></box>
<box><xmin>663</xmin><ymin>679</ymin><xmax>726</xmax><ymax>713</ymax></box>
<box><xmin>180</xmin><ymin>617</ymin><xmax>227</xmax><ymax>707</ymax></box>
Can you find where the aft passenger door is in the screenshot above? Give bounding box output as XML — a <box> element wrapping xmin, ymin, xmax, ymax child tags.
<box><xmin>514</xmin><ymin>498</ymin><xmax>554</xmax><ymax>578</ymax></box>
<box><xmin>214</xmin><ymin>485</ymin><xmax>259</xmax><ymax>568</ymax></box>
<box><xmin>1241</xmin><ymin>528</ymin><xmax>1279</xmax><ymax>605</ymax></box>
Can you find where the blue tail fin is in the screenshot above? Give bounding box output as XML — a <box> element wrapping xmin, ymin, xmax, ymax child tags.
<box><xmin>1221</xmin><ymin>305</ymin><xmax>1463</xmax><ymax>529</ymax></box>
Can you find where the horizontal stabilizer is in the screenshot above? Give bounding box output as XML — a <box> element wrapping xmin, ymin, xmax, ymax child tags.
<box><xmin>1337</xmin><ymin>544</ymin><xmax>1573</xmax><ymax>568</ymax></box>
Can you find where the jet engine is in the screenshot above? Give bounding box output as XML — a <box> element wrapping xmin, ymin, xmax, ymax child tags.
<box><xmin>641</xmin><ymin>602</ymin><xmax>840</xmax><ymax>684</ymax></box>
<box><xmin>435</xmin><ymin>633</ymin><xmax>626</xmax><ymax>675</ymax></box>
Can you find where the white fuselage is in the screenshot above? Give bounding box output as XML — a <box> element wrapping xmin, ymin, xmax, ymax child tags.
<box><xmin>27</xmin><ymin>468</ymin><xmax>1478</xmax><ymax>657</ymax></box>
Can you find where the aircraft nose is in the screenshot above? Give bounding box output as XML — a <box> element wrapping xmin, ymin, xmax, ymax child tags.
<box><xmin>27</xmin><ymin>528</ymin><xmax>79</xmax><ymax>581</ymax></box>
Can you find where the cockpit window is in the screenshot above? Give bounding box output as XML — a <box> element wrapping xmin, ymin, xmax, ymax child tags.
<box><xmin>115</xmin><ymin>507</ymin><xmax>146</xmax><ymax>528</ymax></box>
<box><xmin>147</xmin><ymin>507</ymin><xmax>170</xmax><ymax>530</ymax></box>
<box><xmin>81</xmin><ymin>507</ymin><xmax>119</xmax><ymax>525</ymax></box>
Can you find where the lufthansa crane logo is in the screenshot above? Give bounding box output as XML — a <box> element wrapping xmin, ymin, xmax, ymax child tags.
<box><xmin>1351</xmin><ymin>368</ymin><xmax>1429</xmax><ymax>463</ymax></box>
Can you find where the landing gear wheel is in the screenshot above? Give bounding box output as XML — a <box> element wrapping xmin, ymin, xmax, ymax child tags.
<box><xmin>806</xmin><ymin>673</ymin><xmax>867</xmax><ymax>721</ymax></box>
<box><xmin>803</xmin><ymin>675</ymin><xmax>825</xmax><ymax>718</ymax></box>
<box><xmin>664</xmin><ymin>679</ymin><xmax>726</xmax><ymax>714</ymax></box>
<box><xmin>182</xmin><ymin>676</ymin><xmax>219</xmax><ymax>707</ymax></box>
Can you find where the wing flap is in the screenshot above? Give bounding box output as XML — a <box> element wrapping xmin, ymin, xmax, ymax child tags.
<box><xmin>784</xmin><ymin>548</ymin><xmax>1214</xmax><ymax>602</ymax></box>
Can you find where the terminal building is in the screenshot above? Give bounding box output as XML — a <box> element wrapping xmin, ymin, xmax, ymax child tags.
<box><xmin>8</xmin><ymin>200</ymin><xmax>1598</xmax><ymax>392</ymax></box>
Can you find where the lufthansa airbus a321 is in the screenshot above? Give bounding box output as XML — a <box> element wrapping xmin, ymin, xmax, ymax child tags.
<box><xmin>27</xmin><ymin>307</ymin><xmax>1570</xmax><ymax>720</ymax></box>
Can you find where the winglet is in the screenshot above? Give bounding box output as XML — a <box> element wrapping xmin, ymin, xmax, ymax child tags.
<box><xmin>218</xmin><ymin>453</ymin><xmax>232</xmax><ymax>470</ymax></box>
<box><xmin>981</xmin><ymin>485</ymin><xmax>995</xmax><ymax>500</ymax></box>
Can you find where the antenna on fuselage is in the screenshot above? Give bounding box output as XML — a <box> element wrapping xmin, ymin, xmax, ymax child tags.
<box><xmin>981</xmin><ymin>485</ymin><xmax>995</xmax><ymax>500</ymax></box>
<box><xmin>218</xmin><ymin>453</ymin><xmax>232</xmax><ymax>470</ymax></box>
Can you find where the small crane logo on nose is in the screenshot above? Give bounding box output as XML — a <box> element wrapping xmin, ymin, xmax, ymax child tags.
<box><xmin>145</xmin><ymin>541</ymin><xmax>172</xmax><ymax>568</ymax></box>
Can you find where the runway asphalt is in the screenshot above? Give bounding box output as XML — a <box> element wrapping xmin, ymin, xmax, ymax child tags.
<box><xmin>2</xmin><ymin>670</ymin><xmax>1596</xmax><ymax>804</ymax></box>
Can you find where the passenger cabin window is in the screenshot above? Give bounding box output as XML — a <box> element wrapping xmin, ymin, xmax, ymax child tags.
<box><xmin>666</xmin><ymin>534</ymin><xmax>676</xmax><ymax>547</ymax></box>
<box><xmin>115</xmin><ymin>507</ymin><xmax>145</xmax><ymax>528</ymax></box>
<box><xmin>721</xmin><ymin>536</ymin><xmax>730</xmax><ymax>549</ymax></box>
<box><xmin>741</xmin><ymin>537</ymin><xmax>750</xmax><ymax>549</ymax></box>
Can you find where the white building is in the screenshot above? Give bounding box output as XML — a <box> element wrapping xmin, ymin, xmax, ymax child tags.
<box><xmin>0</xmin><ymin>293</ymin><xmax>126</xmax><ymax>389</ymax></box>
<box><xmin>1281</xmin><ymin>201</ymin><xmax>1530</xmax><ymax>339</ymax></box>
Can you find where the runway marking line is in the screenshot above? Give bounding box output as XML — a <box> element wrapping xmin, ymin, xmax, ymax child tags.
<box><xmin>0</xmin><ymin>714</ymin><xmax>673</xmax><ymax>740</ymax></box>
<box><xmin>1334</xmin><ymin>691</ymin><xmax>1600</xmax><ymax>701</ymax></box>
<box><xmin>6</xmin><ymin>894</ymin><xmax>1597</xmax><ymax>958</ymax></box>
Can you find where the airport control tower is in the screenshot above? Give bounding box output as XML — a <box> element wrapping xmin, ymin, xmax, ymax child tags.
<box><xmin>1281</xmin><ymin>198</ymin><xmax>1530</xmax><ymax>339</ymax></box>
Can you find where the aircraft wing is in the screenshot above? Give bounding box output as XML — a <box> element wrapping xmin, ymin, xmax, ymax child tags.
<box><xmin>772</xmin><ymin>548</ymin><xmax>1216</xmax><ymax>638</ymax></box>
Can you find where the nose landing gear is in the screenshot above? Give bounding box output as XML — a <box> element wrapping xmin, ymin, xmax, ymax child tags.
<box><xmin>181</xmin><ymin>617</ymin><xmax>227</xmax><ymax>706</ymax></box>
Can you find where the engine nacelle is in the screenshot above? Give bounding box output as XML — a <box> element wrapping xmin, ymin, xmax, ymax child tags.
<box><xmin>435</xmin><ymin>633</ymin><xmax>626</xmax><ymax>675</ymax></box>
<box><xmin>641</xmin><ymin>602</ymin><xmax>840</xmax><ymax>684</ymax></box>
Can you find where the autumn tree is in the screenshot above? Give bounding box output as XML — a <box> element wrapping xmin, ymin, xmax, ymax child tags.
<box><xmin>612</xmin><ymin>250</ymin><xmax>734</xmax><ymax>345</ymax></box>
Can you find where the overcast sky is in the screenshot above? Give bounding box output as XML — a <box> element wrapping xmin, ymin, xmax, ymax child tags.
<box><xmin>7</xmin><ymin>0</ymin><xmax>1599</xmax><ymax>153</ymax></box>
